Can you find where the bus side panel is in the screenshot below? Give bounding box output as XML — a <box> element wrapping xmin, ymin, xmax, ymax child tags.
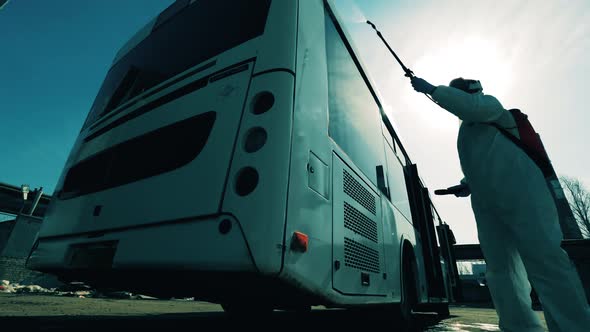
<box><xmin>281</xmin><ymin>0</ymin><xmax>335</xmax><ymax>302</ymax></box>
<box><xmin>283</xmin><ymin>0</ymin><xmax>398</xmax><ymax>306</ymax></box>
<box><xmin>381</xmin><ymin>199</ymin><xmax>403</xmax><ymax>303</ymax></box>
<box><xmin>331</xmin><ymin>153</ymin><xmax>388</xmax><ymax>297</ymax></box>
<box><xmin>221</xmin><ymin>72</ymin><xmax>294</xmax><ymax>275</ymax></box>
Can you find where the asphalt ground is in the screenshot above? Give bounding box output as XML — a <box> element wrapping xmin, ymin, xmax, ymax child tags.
<box><xmin>0</xmin><ymin>293</ymin><xmax>548</xmax><ymax>331</ymax></box>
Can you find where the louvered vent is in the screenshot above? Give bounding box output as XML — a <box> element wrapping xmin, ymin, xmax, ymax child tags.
<box><xmin>343</xmin><ymin>170</ymin><xmax>376</xmax><ymax>215</ymax></box>
<box><xmin>344</xmin><ymin>202</ymin><xmax>378</xmax><ymax>243</ymax></box>
<box><xmin>344</xmin><ymin>237</ymin><xmax>380</xmax><ymax>273</ymax></box>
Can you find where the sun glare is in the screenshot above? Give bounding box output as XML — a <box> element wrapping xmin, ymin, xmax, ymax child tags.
<box><xmin>416</xmin><ymin>36</ymin><xmax>513</xmax><ymax>99</ymax></box>
<box><xmin>403</xmin><ymin>36</ymin><xmax>513</xmax><ymax>131</ymax></box>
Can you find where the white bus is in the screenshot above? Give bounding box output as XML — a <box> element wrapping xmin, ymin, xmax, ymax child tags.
<box><xmin>27</xmin><ymin>0</ymin><xmax>457</xmax><ymax>320</ymax></box>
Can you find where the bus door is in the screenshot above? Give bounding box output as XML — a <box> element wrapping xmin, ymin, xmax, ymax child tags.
<box><xmin>404</xmin><ymin>163</ymin><xmax>446</xmax><ymax>299</ymax></box>
<box><xmin>437</xmin><ymin>223</ymin><xmax>461</xmax><ymax>302</ymax></box>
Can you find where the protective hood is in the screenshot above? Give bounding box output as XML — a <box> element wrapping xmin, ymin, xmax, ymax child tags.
<box><xmin>449</xmin><ymin>77</ymin><xmax>483</xmax><ymax>94</ymax></box>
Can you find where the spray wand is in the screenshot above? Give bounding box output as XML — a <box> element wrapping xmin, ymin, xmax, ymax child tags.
<box><xmin>366</xmin><ymin>20</ymin><xmax>414</xmax><ymax>78</ymax></box>
<box><xmin>366</xmin><ymin>20</ymin><xmax>440</xmax><ymax>105</ymax></box>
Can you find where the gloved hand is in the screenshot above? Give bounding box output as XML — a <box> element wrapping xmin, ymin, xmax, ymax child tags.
<box><xmin>411</xmin><ymin>77</ymin><xmax>436</xmax><ymax>95</ymax></box>
<box><xmin>434</xmin><ymin>183</ymin><xmax>471</xmax><ymax>197</ymax></box>
<box><xmin>449</xmin><ymin>183</ymin><xmax>471</xmax><ymax>197</ymax></box>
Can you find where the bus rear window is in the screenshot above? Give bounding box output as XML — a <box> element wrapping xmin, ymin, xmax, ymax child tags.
<box><xmin>84</xmin><ymin>0</ymin><xmax>271</xmax><ymax>128</ymax></box>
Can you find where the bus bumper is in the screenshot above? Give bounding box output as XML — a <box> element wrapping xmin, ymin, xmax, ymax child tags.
<box><xmin>27</xmin><ymin>215</ymin><xmax>257</xmax><ymax>290</ymax></box>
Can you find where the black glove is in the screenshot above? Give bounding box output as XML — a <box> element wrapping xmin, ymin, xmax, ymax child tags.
<box><xmin>411</xmin><ymin>77</ymin><xmax>436</xmax><ymax>94</ymax></box>
<box><xmin>434</xmin><ymin>183</ymin><xmax>471</xmax><ymax>197</ymax></box>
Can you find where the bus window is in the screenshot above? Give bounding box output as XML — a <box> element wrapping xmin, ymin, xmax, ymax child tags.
<box><xmin>325</xmin><ymin>11</ymin><xmax>384</xmax><ymax>186</ymax></box>
<box><xmin>84</xmin><ymin>0</ymin><xmax>271</xmax><ymax>128</ymax></box>
<box><xmin>382</xmin><ymin>123</ymin><xmax>394</xmax><ymax>152</ymax></box>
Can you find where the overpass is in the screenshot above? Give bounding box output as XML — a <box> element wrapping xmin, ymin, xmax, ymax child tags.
<box><xmin>454</xmin><ymin>239</ymin><xmax>590</xmax><ymax>261</ymax></box>
<box><xmin>0</xmin><ymin>182</ymin><xmax>51</xmax><ymax>218</ymax></box>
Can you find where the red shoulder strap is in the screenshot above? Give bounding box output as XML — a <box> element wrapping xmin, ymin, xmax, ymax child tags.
<box><xmin>508</xmin><ymin>109</ymin><xmax>549</xmax><ymax>160</ymax></box>
<box><xmin>488</xmin><ymin>109</ymin><xmax>553</xmax><ymax>177</ymax></box>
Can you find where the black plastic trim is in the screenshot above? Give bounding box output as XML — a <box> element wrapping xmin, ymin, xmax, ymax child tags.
<box><xmin>89</xmin><ymin>60</ymin><xmax>217</xmax><ymax>131</ymax></box>
<box><xmin>62</xmin><ymin>112</ymin><xmax>216</xmax><ymax>199</ymax></box>
<box><xmin>85</xmin><ymin>59</ymin><xmax>254</xmax><ymax>143</ymax></box>
<box><xmin>252</xmin><ymin>68</ymin><xmax>295</xmax><ymax>78</ymax></box>
<box><xmin>38</xmin><ymin>213</ymin><xmax>221</xmax><ymax>241</ymax></box>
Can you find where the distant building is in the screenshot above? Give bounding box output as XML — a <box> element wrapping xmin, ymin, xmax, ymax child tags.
<box><xmin>455</xmin><ymin>260</ymin><xmax>491</xmax><ymax>303</ymax></box>
<box><xmin>0</xmin><ymin>182</ymin><xmax>60</xmax><ymax>287</ymax></box>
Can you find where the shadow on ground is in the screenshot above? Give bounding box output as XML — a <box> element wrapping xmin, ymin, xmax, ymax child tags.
<box><xmin>2</xmin><ymin>309</ymin><xmax>447</xmax><ymax>331</ymax></box>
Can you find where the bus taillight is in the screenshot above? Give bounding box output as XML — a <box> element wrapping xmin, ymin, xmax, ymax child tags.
<box><xmin>291</xmin><ymin>231</ymin><xmax>309</xmax><ymax>253</ymax></box>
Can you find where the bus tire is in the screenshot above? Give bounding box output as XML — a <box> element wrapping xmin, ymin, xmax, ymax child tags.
<box><xmin>394</xmin><ymin>255</ymin><xmax>418</xmax><ymax>328</ymax></box>
<box><xmin>435</xmin><ymin>303</ymin><xmax>450</xmax><ymax>318</ymax></box>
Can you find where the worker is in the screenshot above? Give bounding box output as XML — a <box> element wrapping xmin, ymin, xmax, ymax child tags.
<box><xmin>410</xmin><ymin>76</ymin><xmax>590</xmax><ymax>332</ymax></box>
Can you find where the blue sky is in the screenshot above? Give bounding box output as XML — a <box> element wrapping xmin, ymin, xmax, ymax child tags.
<box><xmin>1</xmin><ymin>1</ymin><xmax>589</xmax><ymax>243</ymax></box>
<box><xmin>0</xmin><ymin>0</ymin><xmax>173</xmax><ymax>193</ymax></box>
<box><xmin>337</xmin><ymin>0</ymin><xmax>590</xmax><ymax>243</ymax></box>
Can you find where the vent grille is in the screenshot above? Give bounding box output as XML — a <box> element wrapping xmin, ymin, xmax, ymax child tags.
<box><xmin>344</xmin><ymin>202</ymin><xmax>378</xmax><ymax>243</ymax></box>
<box><xmin>344</xmin><ymin>237</ymin><xmax>380</xmax><ymax>273</ymax></box>
<box><xmin>343</xmin><ymin>170</ymin><xmax>376</xmax><ymax>215</ymax></box>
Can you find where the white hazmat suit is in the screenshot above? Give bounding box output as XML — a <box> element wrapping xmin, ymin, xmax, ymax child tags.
<box><xmin>430</xmin><ymin>85</ymin><xmax>590</xmax><ymax>332</ymax></box>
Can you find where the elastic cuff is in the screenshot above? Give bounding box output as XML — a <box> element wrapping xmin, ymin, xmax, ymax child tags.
<box><xmin>429</xmin><ymin>86</ymin><xmax>437</xmax><ymax>95</ymax></box>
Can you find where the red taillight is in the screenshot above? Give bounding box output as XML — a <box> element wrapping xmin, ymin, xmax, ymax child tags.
<box><xmin>291</xmin><ymin>231</ymin><xmax>309</xmax><ymax>252</ymax></box>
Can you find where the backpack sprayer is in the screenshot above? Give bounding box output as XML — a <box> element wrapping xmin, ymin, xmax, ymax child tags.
<box><xmin>366</xmin><ymin>20</ymin><xmax>439</xmax><ymax>105</ymax></box>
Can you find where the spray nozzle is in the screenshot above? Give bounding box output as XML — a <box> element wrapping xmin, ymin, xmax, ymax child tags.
<box><xmin>366</xmin><ymin>18</ymin><xmax>440</xmax><ymax>106</ymax></box>
<box><xmin>366</xmin><ymin>19</ymin><xmax>413</xmax><ymax>77</ymax></box>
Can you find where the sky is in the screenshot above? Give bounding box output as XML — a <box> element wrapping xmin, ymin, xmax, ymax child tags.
<box><xmin>1</xmin><ymin>1</ymin><xmax>589</xmax><ymax>243</ymax></box>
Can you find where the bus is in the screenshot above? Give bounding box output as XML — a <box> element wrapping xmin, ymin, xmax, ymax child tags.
<box><xmin>27</xmin><ymin>0</ymin><xmax>458</xmax><ymax>320</ymax></box>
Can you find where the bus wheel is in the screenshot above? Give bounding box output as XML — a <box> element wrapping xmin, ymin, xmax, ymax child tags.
<box><xmin>394</xmin><ymin>259</ymin><xmax>418</xmax><ymax>327</ymax></box>
<box><xmin>434</xmin><ymin>303</ymin><xmax>450</xmax><ymax>318</ymax></box>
